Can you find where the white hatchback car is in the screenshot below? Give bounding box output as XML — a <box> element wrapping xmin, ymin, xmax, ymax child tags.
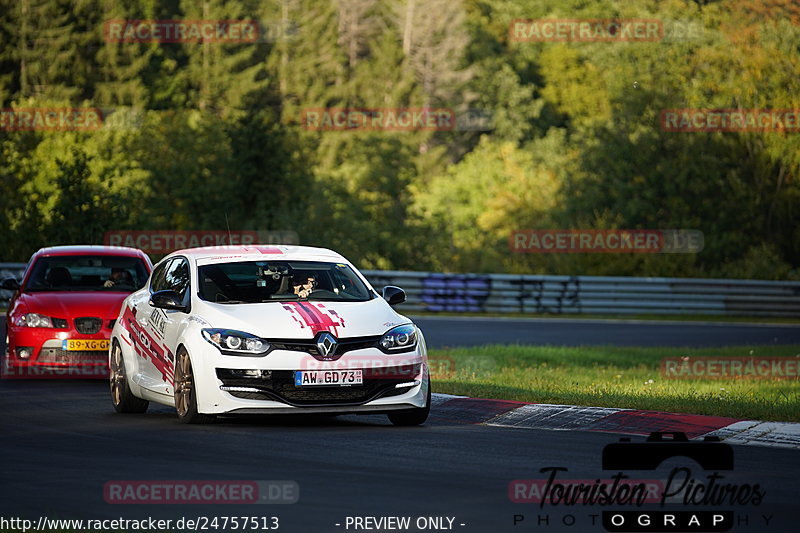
<box><xmin>109</xmin><ymin>245</ymin><xmax>430</xmax><ymax>425</ymax></box>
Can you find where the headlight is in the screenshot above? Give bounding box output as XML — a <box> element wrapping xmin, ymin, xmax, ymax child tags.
<box><xmin>201</xmin><ymin>328</ymin><xmax>270</xmax><ymax>356</ymax></box>
<box><xmin>379</xmin><ymin>324</ymin><xmax>418</xmax><ymax>353</ymax></box>
<box><xmin>15</xmin><ymin>313</ymin><xmax>55</xmax><ymax>328</ymax></box>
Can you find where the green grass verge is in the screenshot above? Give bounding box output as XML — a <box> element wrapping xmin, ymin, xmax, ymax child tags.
<box><xmin>429</xmin><ymin>344</ymin><xmax>800</xmax><ymax>422</ymax></box>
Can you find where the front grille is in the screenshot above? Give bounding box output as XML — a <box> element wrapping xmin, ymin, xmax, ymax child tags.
<box><xmin>75</xmin><ymin>317</ymin><xmax>102</xmax><ymax>334</ymax></box>
<box><xmin>107</xmin><ymin>319</ymin><xmax>116</xmax><ymax>330</ymax></box>
<box><xmin>52</xmin><ymin>318</ymin><xmax>68</xmax><ymax>328</ymax></box>
<box><xmin>269</xmin><ymin>335</ymin><xmax>381</xmax><ymax>360</ymax></box>
<box><xmin>217</xmin><ymin>364</ymin><xmax>420</xmax><ymax>406</ymax></box>
<box><xmin>37</xmin><ymin>348</ymin><xmax>108</xmax><ymax>365</ymax></box>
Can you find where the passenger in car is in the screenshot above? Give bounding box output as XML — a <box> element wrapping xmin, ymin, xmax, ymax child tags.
<box><xmin>46</xmin><ymin>267</ymin><xmax>72</xmax><ymax>287</ymax></box>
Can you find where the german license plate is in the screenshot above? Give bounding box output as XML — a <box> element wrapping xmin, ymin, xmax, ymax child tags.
<box><xmin>294</xmin><ymin>370</ymin><xmax>363</xmax><ymax>387</ymax></box>
<box><xmin>62</xmin><ymin>339</ymin><xmax>109</xmax><ymax>351</ymax></box>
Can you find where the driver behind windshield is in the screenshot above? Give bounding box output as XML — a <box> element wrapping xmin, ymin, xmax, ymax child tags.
<box><xmin>290</xmin><ymin>275</ymin><xmax>316</xmax><ymax>298</ymax></box>
<box><xmin>104</xmin><ymin>268</ymin><xmax>133</xmax><ymax>288</ymax></box>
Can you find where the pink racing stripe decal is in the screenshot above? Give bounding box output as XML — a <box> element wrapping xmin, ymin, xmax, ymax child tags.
<box><xmin>252</xmin><ymin>246</ymin><xmax>283</xmax><ymax>254</ymax></box>
<box><xmin>281</xmin><ymin>301</ymin><xmax>344</xmax><ymax>336</ymax></box>
<box><xmin>121</xmin><ymin>305</ymin><xmax>175</xmax><ymax>383</ymax></box>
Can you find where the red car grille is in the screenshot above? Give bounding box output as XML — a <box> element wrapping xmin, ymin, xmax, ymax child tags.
<box><xmin>75</xmin><ymin>317</ymin><xmax>103</xmax><ymax>334</ymax></box>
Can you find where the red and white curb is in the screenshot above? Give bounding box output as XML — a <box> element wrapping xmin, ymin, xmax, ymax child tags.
<box><xmin>431</xmin><ymin>393</ymin><xmax>800</xmax><ymax>449</ymax></box>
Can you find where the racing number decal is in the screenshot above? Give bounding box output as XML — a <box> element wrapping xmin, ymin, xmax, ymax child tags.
<box><xmin>281</xmin><ymin>302</ymin><xmax>344</xmax><ymax>336</ymax></box>
<box><xmin>122</xmin><ymin>305</ymin><xmax>175</xmax><ymax>383</ymax></box>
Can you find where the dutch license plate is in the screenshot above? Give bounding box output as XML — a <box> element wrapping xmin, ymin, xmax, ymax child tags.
<box><xmin>62</xmin><ymin>339</ymin><xmax>110</xmax><ymax>351</ymax></box>
<box><xmin>294</xmin><ymin>370</ymin><xmax>363</xmax><ymax>387</ymax></box>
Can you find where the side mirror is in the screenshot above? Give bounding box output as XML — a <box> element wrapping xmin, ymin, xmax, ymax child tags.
<box><xmin>149</xmin><ymin>290</ymin><xmax>187</xmax><ymax>312</ymax></box>
<box><xmin>382</xmin><ymin>285</ymin><xmax>406</xmax><ymax>306</ymax></box>
<box><xmin>1</xmin><ymin>278</ymin><xmax>21</xmax><ymax>291</ymax></box>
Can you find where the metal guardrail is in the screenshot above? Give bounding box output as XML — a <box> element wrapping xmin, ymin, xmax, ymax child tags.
<box><xmin>2</xmin><ymin>263</ymin><xmax>799</xmax><ymax>317</ymax></box>
<box><xmin>362</xmin><ymin>270</ymin><xmax>800</xmax><ymax>317</ymax></box>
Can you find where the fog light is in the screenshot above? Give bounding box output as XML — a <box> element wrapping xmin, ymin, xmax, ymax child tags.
<box><xmin>16</xmin><ymin>347</ymin><xmax>33</xmax><ymax>359</ymax></box>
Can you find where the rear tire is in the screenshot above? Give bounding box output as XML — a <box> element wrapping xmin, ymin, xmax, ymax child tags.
<box><xmin>110</xmin><ymin>341</ymin><xmax>149</xmax><ymax>414</ymax></box>
<box><xmin>387</xmin><ymin>375</ymin><xmax>431</xmax><ymax>426</ymax></box>
<box><xmin>174</xmin><ymin>348</ymin><xmax>215</xmax><ymax>424</ymax></box>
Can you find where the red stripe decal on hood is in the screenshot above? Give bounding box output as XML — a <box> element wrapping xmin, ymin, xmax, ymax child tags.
<box><xmin>281</xmin><ymin>302</ymin><xmax>344</xmax><ymax>336</ymax></box>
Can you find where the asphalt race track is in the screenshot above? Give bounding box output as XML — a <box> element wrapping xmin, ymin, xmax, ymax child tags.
<box><xmin>1</xmin><ymin>380</ymin><xmax>799</xmax><ymax>533</ymax></box>
<box><xmin>1</xmin><ymin>317</ymin><xmax>799</xmax><ymax>532</ymax></box>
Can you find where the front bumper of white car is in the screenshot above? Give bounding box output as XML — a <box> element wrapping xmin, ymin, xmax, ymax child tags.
<box><xmin>186</xmin><ymin>334</ymin><xmax>429</xmax><ymax>415</ymax></box>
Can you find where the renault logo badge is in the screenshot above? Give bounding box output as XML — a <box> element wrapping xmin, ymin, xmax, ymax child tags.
<box><xmin>316</xmin><ymin>332</ymin><xmax>337</xmax><ymax>358</ymax></box>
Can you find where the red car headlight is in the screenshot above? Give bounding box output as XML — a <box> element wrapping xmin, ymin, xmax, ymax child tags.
<box><xmin>15</xmin><ymin>313</ymin><xmax>55</xmax><ymax>328</ymax></box>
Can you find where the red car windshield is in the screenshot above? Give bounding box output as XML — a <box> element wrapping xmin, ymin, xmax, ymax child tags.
<box><xmin>25</xmin><ymin>255</ymin><xmax>149</xmax><ymax>292</ymax></box>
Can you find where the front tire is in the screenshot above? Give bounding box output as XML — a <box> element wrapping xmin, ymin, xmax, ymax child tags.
<box><xmin>174</xmin><ymin>348</ymin><xmax>215</xmax><ymax>424</ymax></box>
<box><xmin>387</xmin><ymin>375</ymin><xmax>431</xmax><ymax>426</ymax></box>
<box><xmin>110</xmin><ymin>341</ymin><xmax>149</xmax><ymax>413</ymax></box>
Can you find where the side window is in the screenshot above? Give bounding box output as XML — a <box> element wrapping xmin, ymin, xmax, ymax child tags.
<box><xmin>149</xmin><ymin>260</ymin><xmax>172</xmax><ymax>293</ymax></box>
<box><xmin>165</xmin><ymin>258</ymin><xmax>190</xmax><ymax>300</ymax></box>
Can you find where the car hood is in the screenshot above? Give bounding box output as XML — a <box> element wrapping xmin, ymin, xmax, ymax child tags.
<box><xmin>18</xmin><ymin>291</ymin><xmax>131</xmax><ymax>320</ymax></box>
<box><xmin>193</xmin><ymin>297</ymin><xmax>410</xmax><ymax>339</ymax></box>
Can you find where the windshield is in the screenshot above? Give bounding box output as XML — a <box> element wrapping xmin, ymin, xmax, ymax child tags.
<box><xmin>25</xmin><ymin>255</ymin><xmax>149</xmax><ymax>293</ymax></box>
<box><xmin>198</xmin><ymin>260</ymin><xmax>373</xmax><ymax>303</ymax></box>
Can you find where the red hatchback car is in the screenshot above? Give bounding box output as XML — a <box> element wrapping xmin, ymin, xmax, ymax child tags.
<box><xmin>2</xmin><ymin>246</ymin><xmax>152</xmax><ymax>378</ymax></box>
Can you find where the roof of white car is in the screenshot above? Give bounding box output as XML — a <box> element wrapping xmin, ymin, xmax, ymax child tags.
<box><xmin>168</xmin><ymin>245</ymin><xmax>347</xmax><ymax>264</ymax></box>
